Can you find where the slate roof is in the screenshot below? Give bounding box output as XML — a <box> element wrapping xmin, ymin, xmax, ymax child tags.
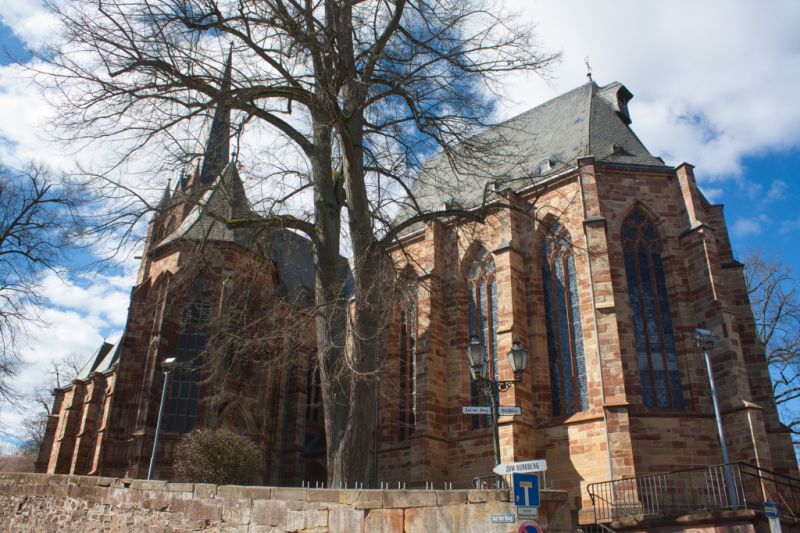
<box><xmin>396</xmin><ymin>81</ymin><xmax>665</xmax><ymax>220</ymax></box>
<box><xmin>155</xmin><ymin>163</ymin><xmax>345</xmax><ymax>304</ymax></box>
<box><xmin>75</xmin><ymin>340</ymin><xmax>118</xmax><ymax>380</ymax></box>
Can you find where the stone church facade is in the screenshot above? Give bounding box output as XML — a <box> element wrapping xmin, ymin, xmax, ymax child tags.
<box><xmin>37</xmin><ymin>79</ymin><xmax>797</xmax><ymax>518</ymax></box>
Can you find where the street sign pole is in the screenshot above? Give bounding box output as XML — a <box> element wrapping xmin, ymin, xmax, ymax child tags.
<box><xmin>488</xmin><ymin>380</ymin><xmax>503</xmax><ymax>486</ymax></box>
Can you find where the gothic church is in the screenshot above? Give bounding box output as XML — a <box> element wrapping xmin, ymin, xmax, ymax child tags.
<box><xmin>38</xmin><ymin>78</ymin><xmax>797</xmax><ymax>519</ymax></box>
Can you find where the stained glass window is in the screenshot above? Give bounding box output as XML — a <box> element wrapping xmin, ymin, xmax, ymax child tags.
<box><xmin>466</xmin><ymin>249</ymin><xmax>499</xmax><ymax>429</ymax></box>
<box><xmin>622</xmin><ymin>208</ymin><xmax>684</xmax><ymax>408</ymax></box>
<box><xmin>398</xmin><ymin>293</ymin><xmax>417</xmax><ymax>441</ymax></box>
<box><xmin>542</xmin><ymin>224</ymin><xmax>588</xmax><ymax>416</ymax></box>
<box><xmin>166</xmin><ymin>276</ymin><xmax>212</xmax><ymax>433</ymax></box>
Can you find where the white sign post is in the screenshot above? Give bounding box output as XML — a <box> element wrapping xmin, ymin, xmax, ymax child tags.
<box><xmin>493</xmin><ymin>459</ymin><xmax>548</xmax><ymax>476</ymax></box>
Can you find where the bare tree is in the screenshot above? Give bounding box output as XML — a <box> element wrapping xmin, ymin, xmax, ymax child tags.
<box><xmin>41</xmin><ymin>0</ymin><xmax>556</xmax><ymax>485</ymax></box>
<box><xmin>0</xmin><ymin>164</ymin><xmax>86</xmax><ymax>402</ymax></box>
<box><xmin>744</xmin><ymin>251</ymin><xmax>800</xmax><ymax>445</ymax></box>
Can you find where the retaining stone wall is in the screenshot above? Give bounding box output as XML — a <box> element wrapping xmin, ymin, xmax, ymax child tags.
<box><xmin>0</xmin><ymin>472</ymin><xmax>572</xmax><ymax>532</ymax></box>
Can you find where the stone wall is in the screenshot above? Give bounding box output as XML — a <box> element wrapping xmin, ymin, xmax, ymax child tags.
<box><xmin>0</xmin><ymin>472</ymin><xmax>573</xmax><ymax>532</ymax></box>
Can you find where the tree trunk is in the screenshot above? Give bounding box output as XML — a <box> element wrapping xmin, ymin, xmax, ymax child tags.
<box><xmin>321</xmin><ymin>0</ymin><xmax>384</xmax><ymax>487</ymax></box>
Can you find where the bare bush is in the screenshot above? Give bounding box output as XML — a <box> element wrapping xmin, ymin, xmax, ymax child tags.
<box><xmin>173</xmin><ymin>427</ymin><xmax>262</xmax><ymax>485</ymax></box>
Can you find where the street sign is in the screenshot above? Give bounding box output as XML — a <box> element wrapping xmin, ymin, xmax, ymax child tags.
<box><xmin>518</xmin><ymin>521</ymin><xmax>543</xmax><ymax>533</ymax></box>
<box><xmin>461</xmin><ymin>406</ymin><xmax>491</xmax><ymax>415</ymax></box>
<box><xmin>764</xmin><ymin>501</ymin><xmax>779</xmax><ymax>518</ymax></box>
<box><xmin>493</xmin><ymin>459</ymin><xmax>548</xmax><ymax>475</ymax></box>
<box><xmin>491</xmin><ymin>513</ymin><xmax>515</xmax><ymax>524</ymax></box>
<box><xmin>498</xmin><ymin>405</ymin><xmax>522</xmax><ymax>416</ymax></box>
<box><xmin>512</xmin><ymin>473</ymin><xmax>540</xmax><ymax>507</ymax></box>
<box><xmin>764</xmin><ymin>501</ymin><xmax>782</xmax><ymax>533</ymax></box>
<box><xmin>517</xmin><ymin>506</ymin><xmax>538</xmax><ymax>520</ymax></box>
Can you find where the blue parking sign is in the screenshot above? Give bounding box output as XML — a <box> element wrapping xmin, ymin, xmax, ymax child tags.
<box><xmin>513</xmin><ymin>473</ymin><xmax>539</xmax><ymax>507</ymax></box>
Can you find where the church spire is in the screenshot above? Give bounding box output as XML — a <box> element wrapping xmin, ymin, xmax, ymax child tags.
<box><xmin>157</xmin><ymin>180</ymin><xmax>171</xmax><ymax>211</ymax></box>
<box><xmin>199</xmin><ymin>48</ymin><xmax>233</xmax><ymax>184</ymax></box>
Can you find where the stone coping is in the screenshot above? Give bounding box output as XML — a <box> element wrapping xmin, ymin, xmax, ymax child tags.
<box><xmin>0</xmin><ymin>472</ymin><xmax>568</xmax><ymax>509</ymax></box>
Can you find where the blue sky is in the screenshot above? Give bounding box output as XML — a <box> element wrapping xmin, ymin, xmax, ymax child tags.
<box><xmin>0</xmin><ymin>1</ymin><xmax>799</xmax><ymax>443</ymax></box>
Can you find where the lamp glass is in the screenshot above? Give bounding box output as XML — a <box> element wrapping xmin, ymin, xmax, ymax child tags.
<box><xmin>508</xmin><ymin>341</ymin><xmax>528</xmax><ymax>373</ymax></box>
<box><xmin>465</xmin><ymin>335</ymin><xmax>486</xmax><ymax>374</ymax></box>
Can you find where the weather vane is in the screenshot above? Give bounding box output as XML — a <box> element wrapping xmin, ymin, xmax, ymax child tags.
<box><xmin>584</xmin><ymin>56</ymin><xmax>593</xmax><ymax>82</ymax></box>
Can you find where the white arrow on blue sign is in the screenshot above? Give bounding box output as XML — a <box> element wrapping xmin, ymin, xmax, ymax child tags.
<box><xmin>513</xmin><ymin>473</ymin><xmax>540</xmax><ymax>508</ymax></box>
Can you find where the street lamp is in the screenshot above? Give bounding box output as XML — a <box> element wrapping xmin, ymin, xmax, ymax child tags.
<box><xmin>695</xmin><ymin>328</ymin><xmax>738</xmax><ymax>508</ymax></box>
<box><xmin>147</xmin><ymin>357</ymin><xmax>177</xmax><ymax>480</ymax></box>
<box><xmin>465</xmin><ymin>336</ymin><xmax>528</xmax><ymax>484</ymax></box>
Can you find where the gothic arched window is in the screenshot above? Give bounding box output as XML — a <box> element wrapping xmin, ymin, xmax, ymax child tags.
<box><xmin>541</xmin><ymin>225</ymin><xmax>588</xmax><ymax>416</ymax></box>
<box><xmin>166</xmin><ymin>276</ymin><xmax>212</xmax><ymax>433</ymax></box>
<box><xmin>466</xmin><ymin>249</ymin><xmax>498</xmax><ymax>429</ymax></box>
<box><xmin>622</xmin><ymin>208</ymin><xmax>684</xmax><ymax>408</ymax></box>
<box><xmin>398</xmin><ymin>293</ymin><xmax>417</xmax><ymax>441</ymax></box>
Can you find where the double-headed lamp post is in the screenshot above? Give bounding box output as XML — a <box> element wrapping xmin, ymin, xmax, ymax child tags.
<box><xmin>147</xmin><ymin>357</ymin><xmax>177</xmax><ymax>481</ymax></box>
<box><xmin>695</xmin><ymin>328</ymin><xmax>738</xmax><ymax>508</ymax></box>
<box><xmin>465</xmin><ymin>336</ymin><xmax>529</xmax><ymax>478</ymax></box>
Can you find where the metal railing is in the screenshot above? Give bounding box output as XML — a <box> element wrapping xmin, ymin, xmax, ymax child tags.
<box><xmin>472</xmin><ymin>474</ymin><xmax>506</xmax><ymax>489</ymax></box>
<box><xmin>587</xmin><ymin>462</ymin><xmax>800</xmax><ymax>524</ymax></box>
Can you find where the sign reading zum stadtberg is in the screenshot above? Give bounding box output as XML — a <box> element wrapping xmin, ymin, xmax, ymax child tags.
<box><xmin>493</xmin><ymin>459</ymin><xmax>548</xmax><ymax>476</ymax></box>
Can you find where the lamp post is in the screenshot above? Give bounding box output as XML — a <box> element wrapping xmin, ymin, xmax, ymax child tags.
<box><xmin>695</xmin><ymin>328</ymin><xmax>738</xmax><ymax>508</ymax></box>
<box><xmin>465</xmin><ymin>336</ymin><xmax>528</xmax><ymax>485</ymax></box>
<box><xmin>147</xmin><ymin>357</ymin><xmax>177</xmax><ymax>481</ymax></box>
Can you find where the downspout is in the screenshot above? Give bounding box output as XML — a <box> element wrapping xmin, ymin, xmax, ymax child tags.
<box><xmin>577</xmin><ymin>172</ymin><xmax>614</xmax><ymax>482</ymax></box>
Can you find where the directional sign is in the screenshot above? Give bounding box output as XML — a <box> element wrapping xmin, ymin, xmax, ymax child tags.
<box><xmin>491</xmin><ymin>513</ymin><xmax>515</xmax><ymax>524</ymax></box>
<box><xmin>493</xmin><ymin>459</ymin><xmax>548</xmax><ymax>476</ymax></box>
<box><xmin>498</xmin><ymin>406</ymin><xmax>522</xmax><ymax>416</ymax></box>
<box><xmin>513</xmin><ymin>473</ymin><xmax>540</xmax><ymax>508</ymax></box>
<box><xmin>764</xmin><ymin>501</ymin><xmax>779</xmax><ymax>518</ymax></box>
<box><xmin>462</xmin><ymin>406</ymin><xmax>491</xmax><ymax>415</ymax></box>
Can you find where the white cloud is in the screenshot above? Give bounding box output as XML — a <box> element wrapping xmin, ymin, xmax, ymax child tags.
<box><xmin>780</xmin><ymin>218</ymin><xmax>800</xmax><ymax>235</ymax></box>
<box><xmin>765</xmin><ymin>180</ymin><xmax>789</xmax><ymax>202</ymax></box>
<box><xmin>503</xmin><ymin>0</ymin><xmax>800</xmax><ymax>181</ymax></box>
<box><xmin>732</xmin><ymin>214</ymin><xmax>770</xmax><ymax>238</ymax></box>
<box><xmin>40</xmin><ymin>271</ymin><xmax>132</xmax><ymax>327</ymax></box>
<box><xmin>0</xmin><ymin>269</ymin><xmax>129</xmax><ymax>438</ymax></box>
<box><xmin>700</xmin><ymin>186</ymin><xmax>724</xmax><ymax>204</ymax></box>
<box><xmin>0</xmin><ymin>0</ymin><xmax>57</xmax><ymax>48</ymax></box>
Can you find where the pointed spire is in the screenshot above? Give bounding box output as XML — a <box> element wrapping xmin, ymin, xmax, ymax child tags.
<box><xmin>157</xmin><ymin>180</ymin><xmax>171</xmax><ymax>211</ymax></box>
<box><xmin>200</xmin><ymin>47</ymin><xmax>233</xmax><ymax>184</ymax></box>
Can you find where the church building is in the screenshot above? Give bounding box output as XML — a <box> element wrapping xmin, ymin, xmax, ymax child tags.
<box><xmin>37</xmin><ymin>77</ymin><xmax>797</xmax><ymax>521</ymax></box>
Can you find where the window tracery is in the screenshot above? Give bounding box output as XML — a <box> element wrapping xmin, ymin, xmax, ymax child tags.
<box><xmin>166</xmin><ymin>276</ymin><xmax>212</xmax><ymax>433</ymax></box>
<box><xmin>541</xmin><ymin>224</ymin><xmax>588</xmax><ymax>416</ymax></box>
<box><xmin>466</xmin><ymin>248</ymin><xmax>498</xmax><ymax>429</ymax></box>
<box><xmin>398</xmin><ymin>291</ymin><xmax>417</xmax><ymax>441</ymax></box>
<box><xmin>622</xmin><ymin>208</ymin><xmax>684</xmax><ymax>408</ymax></box>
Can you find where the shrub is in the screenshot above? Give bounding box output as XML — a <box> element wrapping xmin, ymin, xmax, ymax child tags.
<box><xmin>173</xmin><ymin>428</ymin><xmax>262</xmax><ymax>485</ymax></box>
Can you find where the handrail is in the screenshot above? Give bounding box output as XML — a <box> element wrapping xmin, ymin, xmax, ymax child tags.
<box><xmin>586</xmin><ymin>462</ymin><xmax>800</xmax><ymax>524</ymax></box>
